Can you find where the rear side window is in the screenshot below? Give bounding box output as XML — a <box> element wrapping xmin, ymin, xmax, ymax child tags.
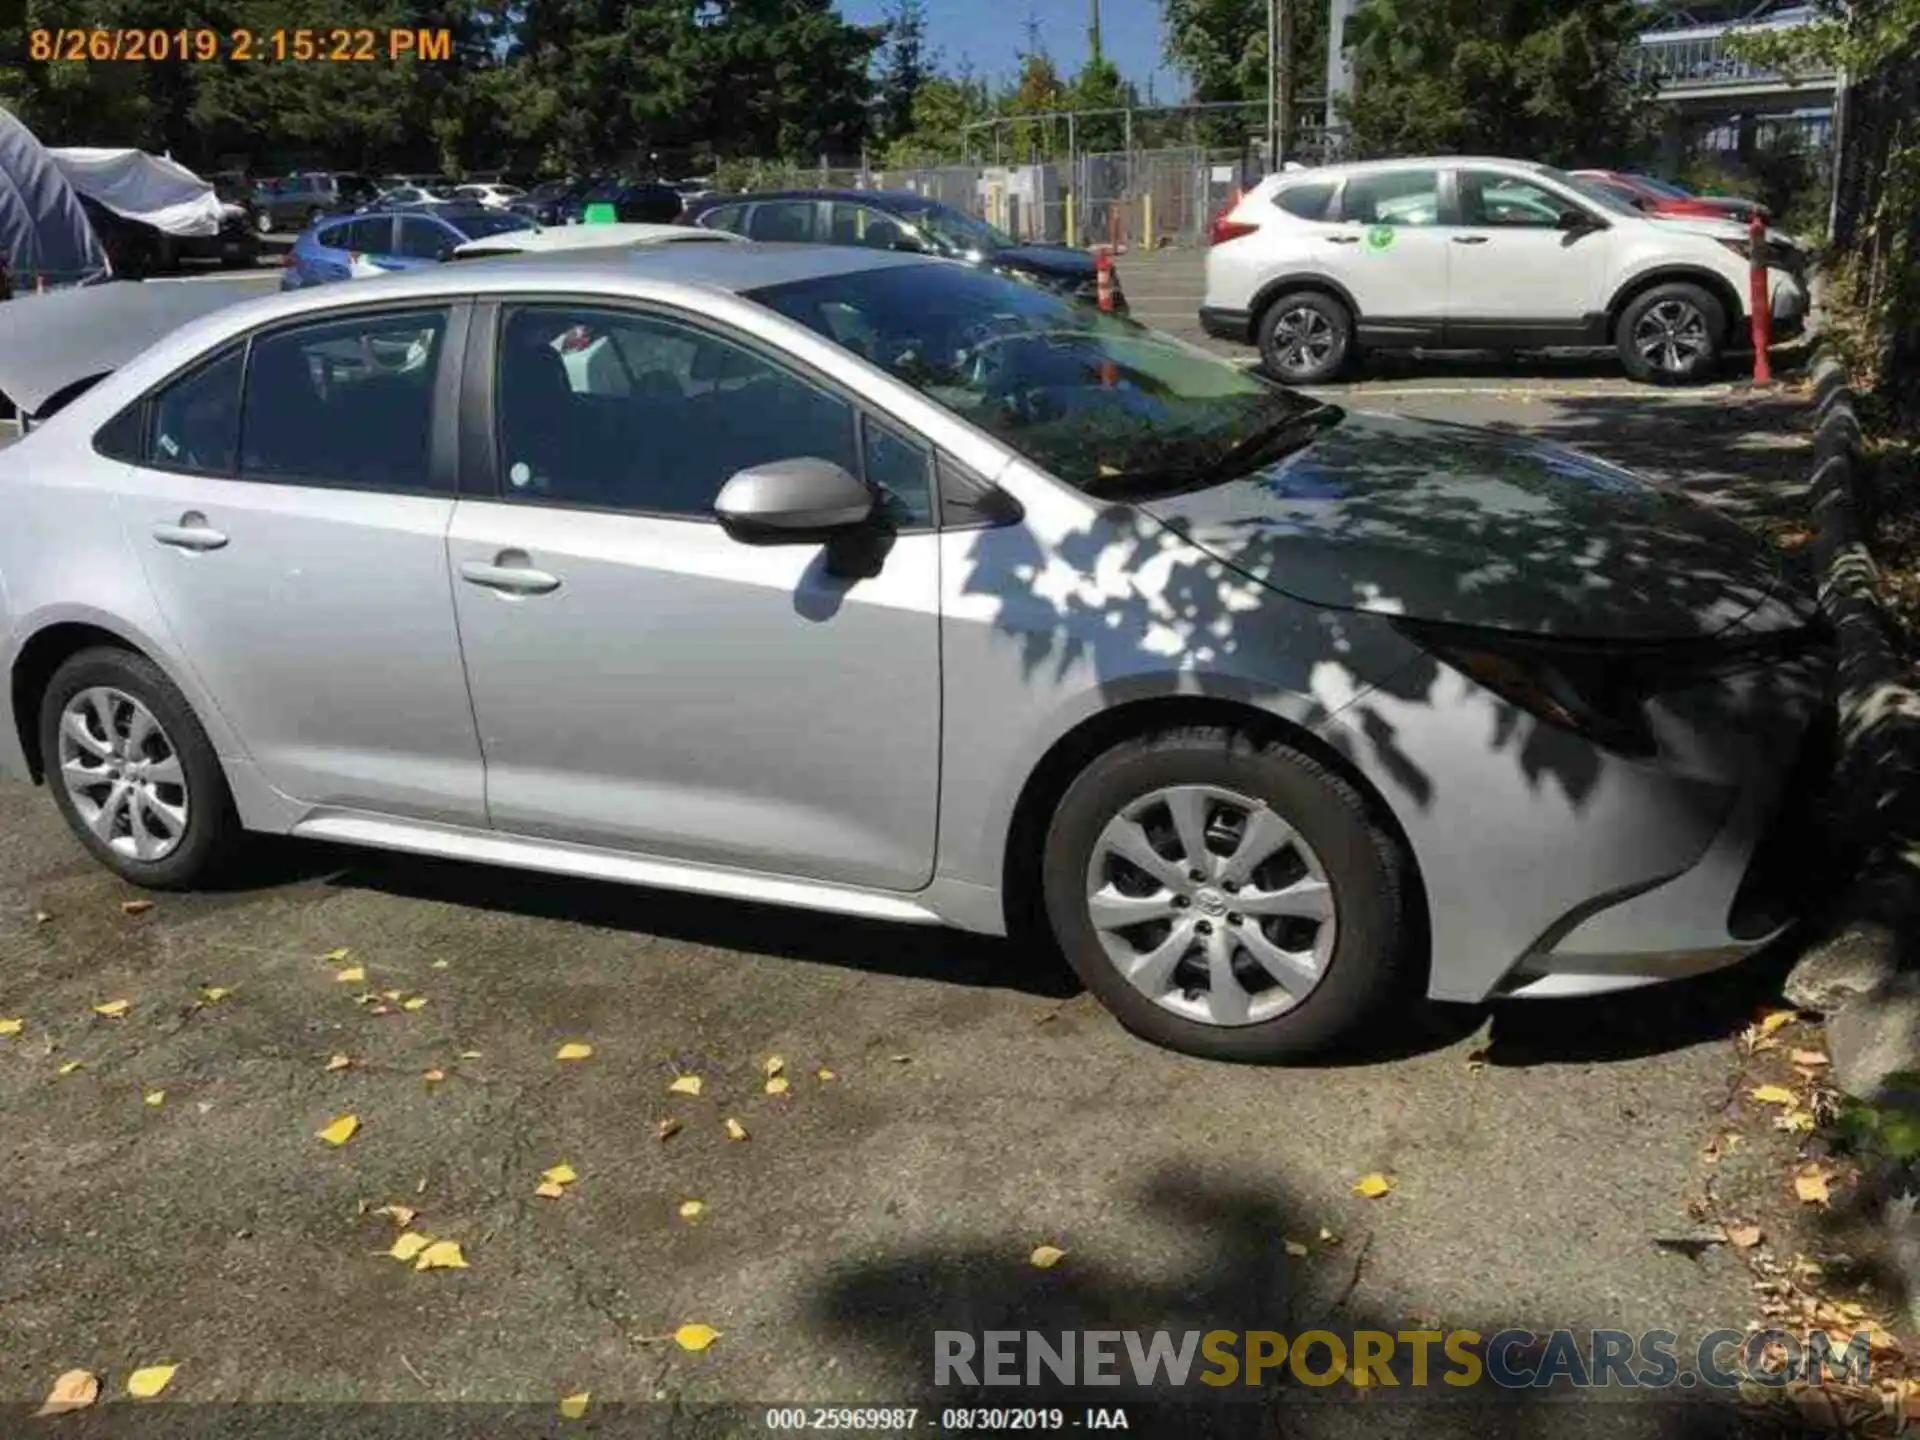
<box><xmin>1274</xmin><ymin>181</ymin><xmax>1335</xmax><ymax>220</ymax></box>
<box><xmin>147</xmin><ymin>345</ymin><xmax>244</xmax><ymax>475</ymax></box>
<box><xmin>1340</xmin><ymin>168</ymin><xmax>1442</xmax><ymax>226</ymax></box>
<box><xmin>240</xmin><ymin>308</ymin><xmax>450</xmax><ymax>492</ymax></box>
<box><xmin>317</xmin><ymin>223</ymin><xmax>353</xmax><ymax>249</ymax></box>
<box><xmin>394</xmin><ymin>216</ymin><xmax>452</xmax><ymax>260</ymax></box>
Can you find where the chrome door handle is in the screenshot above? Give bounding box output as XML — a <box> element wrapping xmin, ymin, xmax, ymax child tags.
<box><xmin>1451</xmin><ymin>235</ymin><xmax>1491</xmax><ymax>245</ymax></box>
<box><xmin>1324</xmin><ymin>234</ymin><xmax>1361</xmax><ymax>245</ymax></box>
<box><xmin>151</xmin><ymin>514</ymin><xmax>228</xmax><ymax>551</ymax></box>
<box><xmin>459</xmin><ymin>555</ymin><xmax>561</xmax><ymax>596</ymax></box>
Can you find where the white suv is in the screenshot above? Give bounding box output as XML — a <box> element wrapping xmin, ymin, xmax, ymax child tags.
<box><xmin>1201</xmin><ymin>156</ymin><xmax>1809</xmax><ymax>385</ymax></box>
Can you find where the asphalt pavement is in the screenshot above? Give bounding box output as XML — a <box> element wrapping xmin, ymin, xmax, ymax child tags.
<box><xmin>0</xmin><ymin>257</ymin><xmax>1829</xmax><ymax>1433</ymax></box>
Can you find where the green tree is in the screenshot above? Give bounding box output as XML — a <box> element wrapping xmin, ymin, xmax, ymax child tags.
<box><xmin>1338</xmin><ymin>0</ymin><xmax>1650</xmax><ymax>165</ymax></box>
<box><xmin>874</xmin><ymin>0</ymin><xmax>930</xmax><ymax>145</ymax></box>
<box><xmin>1070</xmin><ymin>55</ymin><xmax>1128</xmax><ymax>152</ymax></box>
<box><xmin>1000</xmin><ymin>49</ymin><xmax>1067</xmax><ymax>160</ymax></box>
<box><xmin>882</xmin><ymin>66</ymin><xmax>993</xmax><ymax>164</ymax></box>
<box><xmin>1158</xmin><ymin>0</ymin><xmax>1328</xmax><ymax>148</ymax></box>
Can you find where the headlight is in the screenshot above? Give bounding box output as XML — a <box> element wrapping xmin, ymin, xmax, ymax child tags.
<box><xmin>1394</xmin><ymin>619</ymin><xmax>1826</xmax><ymax>759</ymax></box>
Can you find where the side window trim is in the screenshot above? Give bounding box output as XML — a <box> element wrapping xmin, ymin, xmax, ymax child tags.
<box><xmin>474</xmin><ymin>294</ymin><xmax>940</xmax><ymax>531</ymax></box>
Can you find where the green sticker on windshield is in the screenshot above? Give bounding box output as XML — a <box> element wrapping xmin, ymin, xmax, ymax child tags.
<box><xmin>1365</xmin><ymin>225</ymin><xmax>1395</xmax><ymax>252</ymax></box>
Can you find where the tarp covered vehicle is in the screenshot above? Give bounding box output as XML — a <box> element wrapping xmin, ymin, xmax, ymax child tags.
<box><xmin>0</xmin><ymin>108</ymin><xmax>111</xmax><ymax>293</ymax></box>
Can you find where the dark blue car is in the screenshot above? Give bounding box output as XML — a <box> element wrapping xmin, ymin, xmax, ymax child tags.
<box><xmin>281</xmin><ymin>206</ymin><xmax>535</xmax><ymax>290</ymax></box>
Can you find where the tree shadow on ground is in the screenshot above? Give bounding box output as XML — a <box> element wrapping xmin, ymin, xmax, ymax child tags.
<box><xmin>798</xmin><ymin>1164</ymin><xmax>1783</xmax><ymax>1438</ymax></box>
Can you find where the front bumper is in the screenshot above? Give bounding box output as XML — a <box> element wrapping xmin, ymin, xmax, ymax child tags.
<box><xmin>1199</xmin><ymin>305</ymin><xmax>1252</xmax><ymax>343</ymax></box>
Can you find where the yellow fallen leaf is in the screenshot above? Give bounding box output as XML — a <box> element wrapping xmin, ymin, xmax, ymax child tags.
<box><xmin>1726</xmin><ymin>1224</ymin><xmax>1763</xmax><ymax>1249</ymax></box>
<box><xmin>1757</xmin><ymin>1009</ymin><xmax>1797</xmax><ymax>1037</ymax></box>
<box><xmin>430</xmin><ymin>959</ymin><xmax>450</xmax><ymax>970</ymax></box>
<box><xmin>458</xmin><ymin>1050</ymin><xmax>482</xmax><ymax>1060</ymax></box>
<box><xmin>763</xmin><ymin>1055</ymin><xmax>785</xmax><ymax>1077</ymax></box>
<box><xmin>541</xmin><ymin>1162</ymin><xmax>578</xmax><ymax>1186</ymax></box>
<box><xmin>126</xmin><ymin>1364</ymin><xmax>177</xmax><ymax>1399</ymax></box>
<box><xmin>34</xmin><ymin>909</ymin><xmax>53</xmax><ymax>925</ymax></box>
<box><xmin>368</xmin><ymin>1004</ymin><xmax>391</xmax><ymax>1016</ymax></box>
<box><xmin>0</xmin><ymin>1017</ymin><xmax>23</xmax><ymax>1036</ymax></box>
<box><xmin>1353</xmin><ymin>1172</ymin><xmax>1394</xmax><ymax>1199</ymax></box>
<box><xmin>1790</xmin><ymin>1049</ymin><xmax>1830</xmax><ymax>1067</ymax></box>
<box><xmin>668</xmin><ymin>1074</ymin><xmax>702</xmax><ymax>1096</ymax></box>
<box><xmin>1029</xmin><ymin>1244</ymin><xmax>1066</xmax><ymax>1269</ymax></box>
<box><xmin>724</xmin><ymin>1117</ymin><xmax>748</xmax><ymax>1141</ymax></box>
<box><xmin>35</xmin><ymin>1368</ymin><xmax>100</xmax><ymax>1416</ymax></box>
<box><xmin>199</xmin><ymin>986</ymin><xmax>233</xmax><ymax>1003</ymax></box>
<box><xmin>890</xmin><ymin>1054</ymin><xmax>911</xmax><ymax>1064</ymax></box>
<box><xmin>534</xmin><ymin>1181</ymin><xmax>566</xmax><ymax>1199</ymax></box>
<box><xmin>144</xmin><ymin>1090</ymin><xmax>166</xmax><ymax>1107</ymax></box>
<box><xmin>1775</xmin><ymin>1109</ymin><xmax>1816</xmax><ymax>1133</ymax></box>
<box><xmin>1318</xmin><ymin>1226</ymin><xmax>1339</xmax><ymax>1244</ymax></box>
<box><xmin>316</xmin><ymin>1114</ymin><xmax>359</xmax><ymax>1146</ymax></box>
<box><xmin>325</xmin><ymin>1053</ymin><xmax>351</xmax><ymax>1072</ymax></box>
<box><xmin>1794</xmin><ymin>1166</ymin><xmax>1832</xmax><ymax>1206</ymax></box>
<box><xmin>57</xmin><ymin>1060</ymin><xmax>82</xmax><ymax>1075</ymax></box>
<box><xmin>765</xmin><ymin>1075</ymin><xmax>790</xmax><ymax>1096</ymax></box>
<box><xmin>388</xmin><ymin>1232</ymin><xmax>431</xmax><ymax>1262</ymax></box>
<box><xmin>322</xmin><ymin>948</ymin><xmax>352</xmax><ymax>963</ymax></box>
<box><xmin>656</xmin><ymin>1117</ymin><xmax>682</xmax><ymax>1141</ymax></box>
<box><xmin>815</xmin><ymin>1067</ymin><xmax>836</xmax><ymax>1082</ymax></box>
<box><xmin>352</xmin><ymin>993</ymin><xmax>378</xmax><ymax>1006</ymax></box>
<box><xmin>559</xmin><ymin>1390</ymin><xmax>591</xmax><ymax>1419</ymax></box>
<box><xmin>678</xmin><ymin>1199</ymin><xmax>705</xmax><ymax>1220</ymax></box>
<box><xmin>555</xmin><ymin>1042</ymin><xmax>593</xmax><ymax>1061</ymax></box>
<box><xmin>401</xmin><ymin>996</ymin><xmax>427</xmax><ymax>1012</ymax></box>
<box><xmin>414</xmin><ymin>1239</ymin><xmax>467</xmax><ymax>1271</ymax></box>
<box><xmin>1751</xmin><ymin>1084</ymin><xmax>1799</xmax><ymax>1107</ymax></box>
<box><xmin>422</xmin><ymin>1068</ymin><xmax>445</xmax><ymax>1084</ymax></box>
<box><xmin>93</xmin><ymin>999</ymin><xmax>130</xmax><ymax>1017</ymax></box>
<box><xmin>380</xmin><ymin>989</ymin><xmax>403</xmax><ymax>1002</ymax></box>
<box><xmin>334</xmin><ymin>966</ymin><xmax>366</xmax><ymax>985</ymax></box>
<box><xmin>673</xmin><ymin>1322</ymin><xmax>720</xmax><ymax>1352</ymax></box>
<box><xmin>374</xmin><ymin>1204</ymin><xmax>416</xmax><ymax>1227</ymax></box>
<box><xmin>1283</xmin><ymin>1239</ymin><xmax>1310</xmax><ymax>1257</ymax></box>
<box><xmin>120</xmin><ymin>899</ymin><xmax>155</xmax><ymax>916</ymax></box>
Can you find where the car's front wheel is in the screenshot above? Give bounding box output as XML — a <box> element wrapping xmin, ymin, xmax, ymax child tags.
<box><xmin>1256</xmin><ymin>291</ymin><xmax>1354</xmax><ymax>385</ymax></box>
<box><xmin>38</xmin><ymin>648</ymin><xmax>240</xmax><ymax>890</ymax></box>
<box><xmin>1616</xmin><ymin>282</ymin><xmax>1725</xmax><ymax>385</ymax></box>
<box><xmin>1041</xmin><ymin>727</ymin><xmax>1406</xmax><ymax>1061</ymax></box>
<box><xmin>255</xmin><ymin>209</ymin><xmax>275</xmax><ymax>236</ymax></box>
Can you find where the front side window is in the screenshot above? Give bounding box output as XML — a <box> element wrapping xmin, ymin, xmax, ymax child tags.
<box><xmin>240</xmin><ymin>308</ymin><xmax>449</xmax><ymax>491</ymax></box>
<box><xmin>898</xmin><ymin>202</ymin><xmax>1012</xmax><ymax>254</ymax></box>
<box><xmin>745</xmin><ymin>201</ymin><xmax>819</xmax><ymax>243</ymax></box>
<box><xmin>750</xmin><ymin>263</ymin><xmax>1331</xmax><ymax>497</ymax></box>
<box><xmin>1341</xmin><ymin>168</ymin><xmax>1442</xmax><ymax>226</ymax></box>
<box><xmin>700</xmin><ymin>203</ymin><xmax>748</xmax><ymax>235</ymax></box>
<box><xmin>344</xmin><ymin>217</ymin><xmax>394</xmax><ymax>253</ymax></box>
<box><xmin>148</xmin><ymin>345</ymin><xmax>243</xmax><ymax>475</ymax></box>
<box><xmin>495</xmin><ymin>304</ymin><xmax>857</xmax><ymax>517</ymax></box>
<box><xmin>827</xmin><ymin>202</ymin><xmax>909</xmax><ymax>250</ymax></box>
<box><xmin>1459</xmin><ymin>171</ymin><xmax>1570</xmax><ymax>228</ymax></box>
<box><xmin>316</xmin><ymin>222</ymin><xmax>354</xmax><ymax>250</ymax></box>
<box><xmin>394</xmin><ymin>216</ymin><xmax>453</xmax><ymax>260</ymax></box>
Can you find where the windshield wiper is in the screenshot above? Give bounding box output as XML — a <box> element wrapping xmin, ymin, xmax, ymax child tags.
<box><xmin>1091</xmin><ymin>402</ymin><xmax>1343</xmax><ymax>498</ymax></box>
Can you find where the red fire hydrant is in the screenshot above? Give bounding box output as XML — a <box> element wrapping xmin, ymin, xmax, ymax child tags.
<box><xmin>1095</xmin><ymin>247</ymin><xmax>1115</xmax><ymax>313</ymax></box>
<box><xmin>1748</xmin><ymin>211</ymin><xmax>1773</xmax><ymax>385</ymax></box>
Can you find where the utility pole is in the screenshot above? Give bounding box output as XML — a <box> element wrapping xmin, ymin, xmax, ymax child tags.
<box><xmin>1265</xmin><ymin>0</ymin><xmax>1279</xmax><ymax>169</ymax></box>
<box><xmin>1088</xmin><ymin>0</ymin><xmax>1102</xmax><ymax>63</ymax></box>
<box><xmin>1276</xmin><ymin>0</ymin><xmax>1293</xmax><ymax>165</ymax></box>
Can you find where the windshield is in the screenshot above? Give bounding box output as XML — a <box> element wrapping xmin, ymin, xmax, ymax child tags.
<box><xmin>1535</xmin><ymin>165</ymin><xmax>1641</xmax><ymax>219</ymax></box>
<box><xmin>750</xmin><ymin>262</ymin><xmax>1334</xmax><ymax>495</ymax></box>
<box><xmin>899</xmin><ymin>202</ymin><xmax>1014</xmax><ymax>255</ymax></box>
<box><xmin>1628</xmin><ymin>173</ymin><xmax>1692</xmax><ymax>199</ymax></box>
<box><xmin>1564</xmin><ymin>173</ymin><xmax>1645</xmax><ymax>215</ymax></box>
<box><xmin>449</xmin><ymin>210</ymin><xmax>537</xmax><ymax>239</ymax></box>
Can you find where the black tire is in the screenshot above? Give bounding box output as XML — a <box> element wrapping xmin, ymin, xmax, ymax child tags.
<box><xmin>1040</xmin><ymin>726</ymin><xmax>1406</xmax><ymax>1062</ymax></box>
<box><xmin>37</xmin><ymin>647</ymin><xmax>240</xmax><ymax>890</ymax></box>
<box><xmin>255</xmin><ymin>210</ymin><xmax>275</xmax><ymax>236</ymax></box>
<box><xmin>1256</xmin><ymin>290</ymin><xmax>1354</xmax><ymax>385</ymax></box>
<box><xmin>1615</xmin><ymin>281</ymin><xmax>1725</xmax><ymax>385</ymax></box>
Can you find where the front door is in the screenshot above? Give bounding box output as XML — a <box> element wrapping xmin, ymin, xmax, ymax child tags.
<box><xmin>1443</xmin><ymin>169</ymin><xmax>1614</xmax><ymax>345</ymax></box>
<box><xmin>119</xmin><ymin>303</ymin><xmax>487</xmax><ymax>823</ymax></box>
<box><xmin>446</xmin><ymin>301</ymin><xmax>941</xmax><ymax>890</ymax></box>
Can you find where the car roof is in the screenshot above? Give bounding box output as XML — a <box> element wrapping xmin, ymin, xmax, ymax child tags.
<box><xmin>690</xmin><ymin>188</ymin><xmax>946</xmax><ymax>208</ymax></box>
<box><xmin>1270</xmin><ymin>156</ymin><xmax>1553</xmax><ymax>181</ymax></box>
<box><xmin>451</xmin><ymin>223</ymin><xmax>740</xmax><ymax>254</ymax></box>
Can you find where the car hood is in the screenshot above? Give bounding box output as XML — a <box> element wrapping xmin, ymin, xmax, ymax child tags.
<box><xmin>992</xmin><ymin>243</ymin><xmax>1097</xmax><ymax>280</ymax></box>
<box><xmin>1135</xmin><ymin>411</ymin><xmax>1795</xmax><ymax>641</ymax></box>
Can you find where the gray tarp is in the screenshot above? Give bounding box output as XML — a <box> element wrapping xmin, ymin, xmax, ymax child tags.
<box><xmin>49</xmin><ymin>147</ymin><xmax>223</xmax><ymax>237</ymax></box>
<box><xmin>0</xmin><ymin>108</ymin><xmax>110</xmax><ymax>288</ymax></box>
<box><xmin>0</xmin><ymin>277</ymin><xmax>265</xmax><ymax>417</ymax></box>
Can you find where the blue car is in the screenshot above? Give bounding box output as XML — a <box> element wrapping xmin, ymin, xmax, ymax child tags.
<box><xmin>281</xmin><ymin>206</ymin><xmax>536</xmax><ymax>289</ymax></box>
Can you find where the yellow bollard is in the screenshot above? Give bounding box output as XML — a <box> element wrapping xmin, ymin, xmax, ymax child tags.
<box><xmin>1143</xmin><ymin>192</ymin><xmax>1155</xmax><ymax>250</ymax></box>
<box><xmin>1064</xmin><ymin>191</ymin><xmax>1076</xmax><ymax>248</ymax></box>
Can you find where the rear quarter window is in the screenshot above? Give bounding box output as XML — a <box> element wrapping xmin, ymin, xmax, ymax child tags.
<box><xmin>1274</xmin><ymin>181</ymin><xmax>1335</xmax><ymax>220</ymax></box>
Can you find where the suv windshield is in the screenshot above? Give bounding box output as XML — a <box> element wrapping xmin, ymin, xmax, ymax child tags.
<box><xmin>898</xmin><ymin>202</ymin><xmax>1014</xmax><ymax>255</ymax></box>
<box><xmin>750</xmin><ymin>263</ymin><xmax>1335</xmax><ymax>495</ymax></box>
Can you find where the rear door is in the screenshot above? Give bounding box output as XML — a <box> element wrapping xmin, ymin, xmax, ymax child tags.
<box><xmin>1328</xmin><ymin>166</ymin><xmax>1449</xmax><ymax>343</ymax></box>
<box><xmin>117</xmin><ymin>303</ymin><xmax>486</xmax><ymax>823</ymax></box>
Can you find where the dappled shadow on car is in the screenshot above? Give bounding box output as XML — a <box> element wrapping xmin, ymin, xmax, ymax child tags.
<box><xmin>322</xmin><ymin>845</ymin><xmax>1080</xmax><ymax>1000</ymax></box>
<box><xmin>798</xmin><ymin>1163</ymin><xmax>1768</xmax><ymax>1438</ymax></box>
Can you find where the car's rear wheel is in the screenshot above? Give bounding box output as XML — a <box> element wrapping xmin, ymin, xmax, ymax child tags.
<box><xmin>38</xmin><ymin>648</ymin><xmax>240</xmax><ymax>890</ymax></box>
<box><xmin>1041</xmin><ymin>726</ymin><xmax>1406</xmax><ymax>1061</ymax></box>
<box><xmin>1256</xmin><ymin>291</ymin><xmax>1353</xmax><ymax>385</ymax></box>
<box><xmin>255</xmin><ymin>210</ymin><xmax>275</xmax><ymax>236</ymax></box>
<box><xmin>1616</xmin><ymin>282</ymin><xmax>1725</xmax><ymax>385</ymax></box>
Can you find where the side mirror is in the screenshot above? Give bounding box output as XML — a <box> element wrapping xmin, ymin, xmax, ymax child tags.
<box><xmin>1556</xmin><ymin>208</ymin><xmax>1593</xmax><ymax>231</ymax></box>
<box><xmin>714</xmin><ymin>457</ymin><xmax>874</xmax><ymax>542</ymax></box>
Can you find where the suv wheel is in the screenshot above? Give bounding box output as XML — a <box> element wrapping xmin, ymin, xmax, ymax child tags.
<box><xmin>1256</xmin><ymin>291</ymin><xmax>1354</xmax><ymax>385</ymax></box>
<box><xmin>38</xmin><ymin>648</ymin><xmax>240</xmax><ymax>890</ymax></box>
<box><xmin>255</xmin><ymin>209</ymin><xmax>275</xmax><ymax>236</ymax></box>
<box><xmin>1617</xmin><ymin>281</ymin><xmax>1724</xmax><ymax>385</ymax></box>
<box><xmin>1040</xmin><ymin>726</ymin><xmax>1405</xmax><ymax>1061</ymax></box>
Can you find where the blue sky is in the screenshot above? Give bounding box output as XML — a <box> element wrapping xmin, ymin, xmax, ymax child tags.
<box><xmin>837</xmin><ymin>0</ymin><xmax>1180</xmax><ymax>101</ymax></box>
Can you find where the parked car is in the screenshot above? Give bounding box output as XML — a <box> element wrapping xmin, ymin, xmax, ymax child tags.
<box><xmin>0</xmin><ymin>245</ymin><xmax>1828</xmax><ymax>1060</ymax></box>
<box><xmin>514</xmin><ymin>177</ymin><xmax>607</xmax><ymax>226</ymax></box>
<box><xmin>256</xmin><ymin>172</ymin><xmax>382</xmax><ymax>234</ymax></box>
<box><xmin>1569</xmin><ymin>169</ymin><xmax>1769</xmax><ymax>225</ymax></box>
<box><xmin>376</xmin><ymin>184</ymin><xmax>459</xmax><ymax>209</ymax></box>
<box><xmin>280</xmin><ymin>205</ymin><xmax>536</xmax><ymax>288</ymax></box>
<box><xmin>562</xmin><ymin>178</ymin><xmax>683</xmax><ymax>225</ymax></box>
<box><xmin>1202</xmin><ymin>156</ymin><xmax>1808</xmax><ymax>385</ymax></box>
<box><xmin>683</xmin><ymin>188</ymin><xmax>1128</xmax><ymax>313</ymax></box>
<box><xmin>452</xmin><ymin>182</ymin><xmax>526</xmax><ymax>210</ymax></box>
<box><xmin>445</xmin><ymin>220</ymin><xmax>743</xmax><ymax>261</ymax></box>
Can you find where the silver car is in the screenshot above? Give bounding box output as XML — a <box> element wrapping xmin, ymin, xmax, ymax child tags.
<box><xmin>0</xmin><ymin>246</ymin><xmax>1828</xmax><ymax>1060</ymax></box>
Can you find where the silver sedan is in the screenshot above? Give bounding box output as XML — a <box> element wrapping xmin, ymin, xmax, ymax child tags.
<box><xmin>0</xmin><ymin>245</ymin><xmax>1828</xmax><ymax>1060</ymax></box>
